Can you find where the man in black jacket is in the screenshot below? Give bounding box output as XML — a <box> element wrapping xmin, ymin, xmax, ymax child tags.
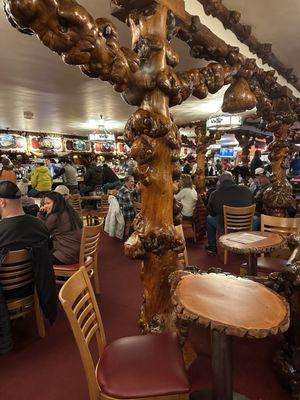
<box><xmin>0</xmin><ymin>181</ymin><xmax>57</xmax><ymax>353</ymax></box>
<box><xmin>81</xmin><ymin>162</ymin><xmax>103</xmax><ymax>195</ymax></box>
<box><xmin>206</xmin><ymin>172</ymin><xmax>254</xmax><ymax>254</ymax></box>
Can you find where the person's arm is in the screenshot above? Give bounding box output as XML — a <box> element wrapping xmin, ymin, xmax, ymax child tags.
<box><xmin>174</xmin><ymin>190</ymin><xmax>184</xmax><ymax>201</ymax></box>
<box><xmin>37</xmin><ymin>213</ymin><xmax>57</xmax><ymax>235</ymax></box>
<box><xmin>54</xmin><ymin>167</ymin><xmax>65</xmax><ymax>179</ymax></box>
<box><xmin>84</xmin><ymin>170</ymin><xmax>91</xmax><ymax>184</ymax></box>
<box><xmin>207</xmin><ymin>192</ymin><xmax>216</xmax><ymax>216</ymax></box>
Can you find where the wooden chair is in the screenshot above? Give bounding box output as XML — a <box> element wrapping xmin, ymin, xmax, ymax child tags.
<box><xmin>54</xmin><ymin>222</ymin><xmax>103</xmax><ymax>294</ymax></box>
<box><xmin>240</xmin><ymin>214</ymin><xmax>300</xmax><ymax>275</ymax></box>
<box><xmin>69</xmin><ymin>193</ymin><xmax>82</xmax><ymax>216</ymax></box>
<box><xmin>222</xmin><ymin>204</ymin><xmax>256</xmax><ymax>265</ymax></box>
<box><xmin>175</xmin><ymin>225</ymin><xmax>189</xmax><ymax>267</ymax></box>
<box><xmin>0</xmin><ymin>249</ymin><xmax>45</xmax><ymax>338</ymax></box>
<box><xmin>59</xmin><ymin>267</ymin><xmax>189</xmax><ymax>400</ymax></box>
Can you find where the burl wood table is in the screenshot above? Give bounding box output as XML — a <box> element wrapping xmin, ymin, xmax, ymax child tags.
<box><xmin>172</xmin><ymin>272</ymin><xmax>289</xmax><ymax>400</ymax></box>
<box><xmin>219</xmin><ymin>231</ymin><xmax>284</xmax><ymax>276</ymax></box>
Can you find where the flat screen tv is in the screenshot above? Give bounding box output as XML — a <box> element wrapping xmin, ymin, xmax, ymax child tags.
<box><xmin>216</xmin><ymin>148</ymin><xmax>236</xmax><ymax>158</ymax></box>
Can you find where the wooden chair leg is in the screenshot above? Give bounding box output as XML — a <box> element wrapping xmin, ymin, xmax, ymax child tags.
<box><xmin>93</xmin><ymin>263</ymin><xmax>100</xmax><ymax>295</ymax></box>
<box><xmin>224</xmin><ymin>249</ymin><xmax>228</xmax><ymax>265</ymax></box>
<box><xmin>34</xmin><ymin>290</ymin><xmax>46</xmax><ymax>338</ymax></box>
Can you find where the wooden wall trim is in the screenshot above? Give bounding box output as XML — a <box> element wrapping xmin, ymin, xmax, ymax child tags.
<box><xmin>196</xmin><ymin>0</ymin><xmax>300</xmax><ymax>92</ymax></box>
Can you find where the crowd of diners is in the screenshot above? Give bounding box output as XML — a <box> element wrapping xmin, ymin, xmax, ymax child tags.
<box><xmin>175</xmin><ymin>150</ymin><xmax>299</xmax><ymax>254</ymax></box>
<box><xmin>0</xmin><ymin>149</ymin><xmax>299</xmax><ymax>353</ymax></box>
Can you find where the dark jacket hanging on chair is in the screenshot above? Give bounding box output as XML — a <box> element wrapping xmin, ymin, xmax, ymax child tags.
<box><xmin>0</xmin><ymin>232</ymin><xmax>58</xmax><ymax>354</ymax></box>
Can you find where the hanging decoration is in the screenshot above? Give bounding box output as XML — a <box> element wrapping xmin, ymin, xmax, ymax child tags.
<box><xmin>0</xmin><ymin>133</ymin><xmax>26</xmax><ymax>152</ymax></box>
<box><xmin>207</xmin><ymin>114</ymin><xmax>242</xmax><ymax>131</ymax></box>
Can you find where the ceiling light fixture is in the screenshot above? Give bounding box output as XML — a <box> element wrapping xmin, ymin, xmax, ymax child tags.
<box><xmin>89</xmin><ymin>115</ymin><xmax>115</xmax><ymax>142</ymax></box>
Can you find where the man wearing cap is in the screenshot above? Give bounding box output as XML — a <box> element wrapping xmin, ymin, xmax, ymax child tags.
<box><xmin>0</xmin><ymin>181</ymin><xmax>57</xmax><ymax>346</ymax></box>
<box><xmin>249</xmin><ymin>167</ymin><xmax>265</xmax><ymax>195</ymax></box>
<box><xmin>206</xmin><ymin>172</ymin><xmax>254</xmax><ymax>254</ymax></box>
<box><xmin>54</xmin><ymin>184</ymin><xmax>70</xmax><ymax>199</ymax></box>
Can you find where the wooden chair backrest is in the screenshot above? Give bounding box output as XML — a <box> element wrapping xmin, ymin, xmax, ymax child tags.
<box><xmin>223</xmin><ymin>204</ymin><xmax>256</xmax><ymax>234</ymax></box>
<box><xmin>261</xmin><ymin>214</ymin><xmax>300</xmax><ymax>236</ymax></box>
<box><xmin>0</xmin><ymin>250</ymin><xmax>32</xmax><ymax>292</ymax></box>
<box><xmin>79</xmin><ymin>222</ymin><xmax>103</xmax><ymax>266</ymax></box>
<box><xmin>59</xmin><ymin>267</ymin><xmax>106</xmax><ymax>400</ymax></box>
<box><xmin>175</xmin><ymin>225</ymin><xmax>189</xmax><ymax>267</ymax></box>
<box><xmin>70</xmin><ymin>194</ymin><xmax>82</xmax><ymax>214</ymax></box>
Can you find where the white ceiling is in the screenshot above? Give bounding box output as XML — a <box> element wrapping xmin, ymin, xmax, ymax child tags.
<box><xmin>0</xmin><ymin>0</ymin><xmax>298</xmax><ymax>136</ymax></box>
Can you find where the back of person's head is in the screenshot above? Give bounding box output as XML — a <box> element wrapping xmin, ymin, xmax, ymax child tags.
<box><xmin>219</xmin><ymin>172</ymin><xmax>233</xmax><ymax>184</ymax></box>
<box><xmin>44</xmin><ymin>191</ymin><xmax>82</xmax><ymax>230</ymax></box>
<box><xmin>60</xmin><ymin>158</ymin><xmax>71</xmax><ymax>165</ymax></box>
<box><xmin>254</xmin><ymin>150</ymin><xmax>261</xmax><ymax>157</ymax></box>
<box><xmin>181</xmin><ymin>174</ymin><xmax>193</xmax><ymax>188</ymax></box>
<box><xmin>90</xmin><ymin>161</ymin><xmax>97</xmax><ymax>168</ymax></box>
<box><xmin>2</xmin><ymin>158</ymin><xmax>10</xmax><ymax>167</ymax></box>
<box><xmin>35</xmin><ymin>158</ymin><xmax>45</xmax><ymax>166</ymax></box>
<box><xmin>54</xmin><ymin>185</ymin><xmax>70</xmax><ymax>197</ymax></box>
<box><xmin>0</xmin><ymin>180</ymin><xmax>23</xmax><ymax>217</ymax></box>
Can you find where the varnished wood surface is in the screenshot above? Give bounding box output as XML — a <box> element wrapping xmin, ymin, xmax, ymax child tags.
<box><xmin>219</xmin><ymin>231</ymin><xmax>284</xmax><ymax>254</ymax></box>
<box><xmin>80</xmin><ymin>196</ymin><xmax>102</xmax><ymax>201</ymax></box>
<box><xmin>173</xmin><ymin>273</ymin><xmax>289</xmax><ymax>338</ymax></box>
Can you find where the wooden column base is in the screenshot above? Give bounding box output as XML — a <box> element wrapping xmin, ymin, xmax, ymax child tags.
<box><xmin>190</xmin><ymin>390</ymin><xmax>249</xmax><ymax>400</ymax></box>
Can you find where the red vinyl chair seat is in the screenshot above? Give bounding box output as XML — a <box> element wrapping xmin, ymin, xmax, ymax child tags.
<box><xmin>54</xmin><ymin>258</ymin><xmax>93</xmax><ymax>272</ymax></box>
<box><xmin>241</xmin><ymin>256</ymin><xmax>287</xmax><ymax>274</ymax></box>
<box><xmin>96</xmin><ymin>332</ymin><xmax>189</xmax><ymax>399</ymax></box>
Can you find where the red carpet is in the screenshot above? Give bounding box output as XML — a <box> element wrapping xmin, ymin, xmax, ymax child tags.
<box><xmin>0</xmin><ymin>231</ymin><xmax>292</xmax><ymax>400</ymax></box>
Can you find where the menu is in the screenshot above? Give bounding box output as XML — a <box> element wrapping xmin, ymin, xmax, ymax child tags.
<box><xmin>65</xmin><ymin>138</ymin><xmax>91</xmax><ymax>152</ymax></box>
<box><xmin>226</xmin><ymin>233</ymin><xmax>266</xmax><ymax>245</ymax></box>
<box><xmin>93</xmin><ymin>141</ymin><xmax>115</xmax><ymax>154</ymax></box>
<box><xmin>0</xmin><ymin>133</ymin><xmax>26</xmax><ymax>152</ymax></box>
<box><xmin>30</xmin><ymin>136</ymin><xmax>63</xmax><ymax>152</ymax></box>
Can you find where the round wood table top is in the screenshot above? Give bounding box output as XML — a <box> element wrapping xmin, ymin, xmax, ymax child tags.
<box><xmin>219</xmin><ymin>231</ymin><xmax>285</xmax><ymax>255</ymax></box>
<box><xmin>173</xmin><ymin>273</ymin><xmax>289</xmax><ymax>338</ymax></box>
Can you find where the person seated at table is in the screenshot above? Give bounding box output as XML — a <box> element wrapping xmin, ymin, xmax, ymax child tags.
<box><xmin>0</xmin><ymin>158</ymin><xmax>16</xmax><ymax>183</ymax></box>
<box><xmin>54</xmin><ymin>184</ymin><xmax>70</xmax><ymax>200</ymax></box>
<box><xmin>29</xmin><ymin>158</ymin><xmax>52</xmax><ymax>197</ymax></box>
<box><xmin>38</xmin><ymin>191</ymin><xmax>82</xmax><ymax>265</ymax></box>
<box><xmin>117</xmin><ymin>175</ymin><xmax>136</xmax><ymax>238</ymax></box>
<box><xmin>81</xmin><ymin>161</ymin><xmax>103</xmax><ymax>195</ymax></box>
<box><xmin>102</xmin><ymin>163</ymin><xmax>121</xmax><ymax>193</ymax></box>
<box><xmin>17</xmin><ymin>179</ymin><xmax>39</xmax><ymax>216</ymax></box>
<box><xmin>174</xmin><ymin>174</ymin><xmax>197</xmax><ymax>220</ymax></box>
<box><xmin>206</xmin><ymin>172</ymin><xmax>254</xmax><ymax>254</ymax></box>
<box><xmin>55</xmin><ymin>158</ymin><xmax>78</xmax><ymax>193</ymax></box>
<box><xmin>0</xmin><ymin>181</ymin><xmax>57</xmax><ymax>337</ymax></box>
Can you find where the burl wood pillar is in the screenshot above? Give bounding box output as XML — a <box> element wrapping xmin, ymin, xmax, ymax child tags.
<box><xmin>235</xmin><ymin>133</ymin><xmax>254</xmax><ymax>168</ymax></box>
<box><xmin>123</xmin><ymin>2</ymin><xmax>185</xmax><ymax>332</ymax></box>
<box><xmin>263</xmin><ymin>90</ymin><xmax>295</xmax><ymax>217</ymax></box>
<box><xmin>194</xmin><ymin>122</ymin><xmax>221</xmax><ymax>193</ymax></box>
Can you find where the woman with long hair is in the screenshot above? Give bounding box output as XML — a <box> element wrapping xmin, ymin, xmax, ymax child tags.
<box><xmin>38</xmin><ymin>191</ymin><xmax>82</xmax><ymax>265</ymax></box>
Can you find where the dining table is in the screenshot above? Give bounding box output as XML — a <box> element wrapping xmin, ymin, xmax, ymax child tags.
<box><xmin>218</xmin><ymin>231</ymin><xmax>285</xmax><ymax>276</ymax></box>
<box><xmin>172</xmin><ymin>271</ymin><xmax>290</xmax><ymax>400</ymax></box>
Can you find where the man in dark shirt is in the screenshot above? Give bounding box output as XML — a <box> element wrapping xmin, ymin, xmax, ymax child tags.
<box><xmin>102</xmin><ymin>164</ymin><xmax>121</xmax><ymax>193</ymax></box>
<box><xmin>0</xmin><ymin>181</ymin><xmax>57</xmax><ymax>318</ymax></box>
<box><xmin>206</xmin><ymin>172</ymin><xmax>254</xmax><ymax>254</ymax></box>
